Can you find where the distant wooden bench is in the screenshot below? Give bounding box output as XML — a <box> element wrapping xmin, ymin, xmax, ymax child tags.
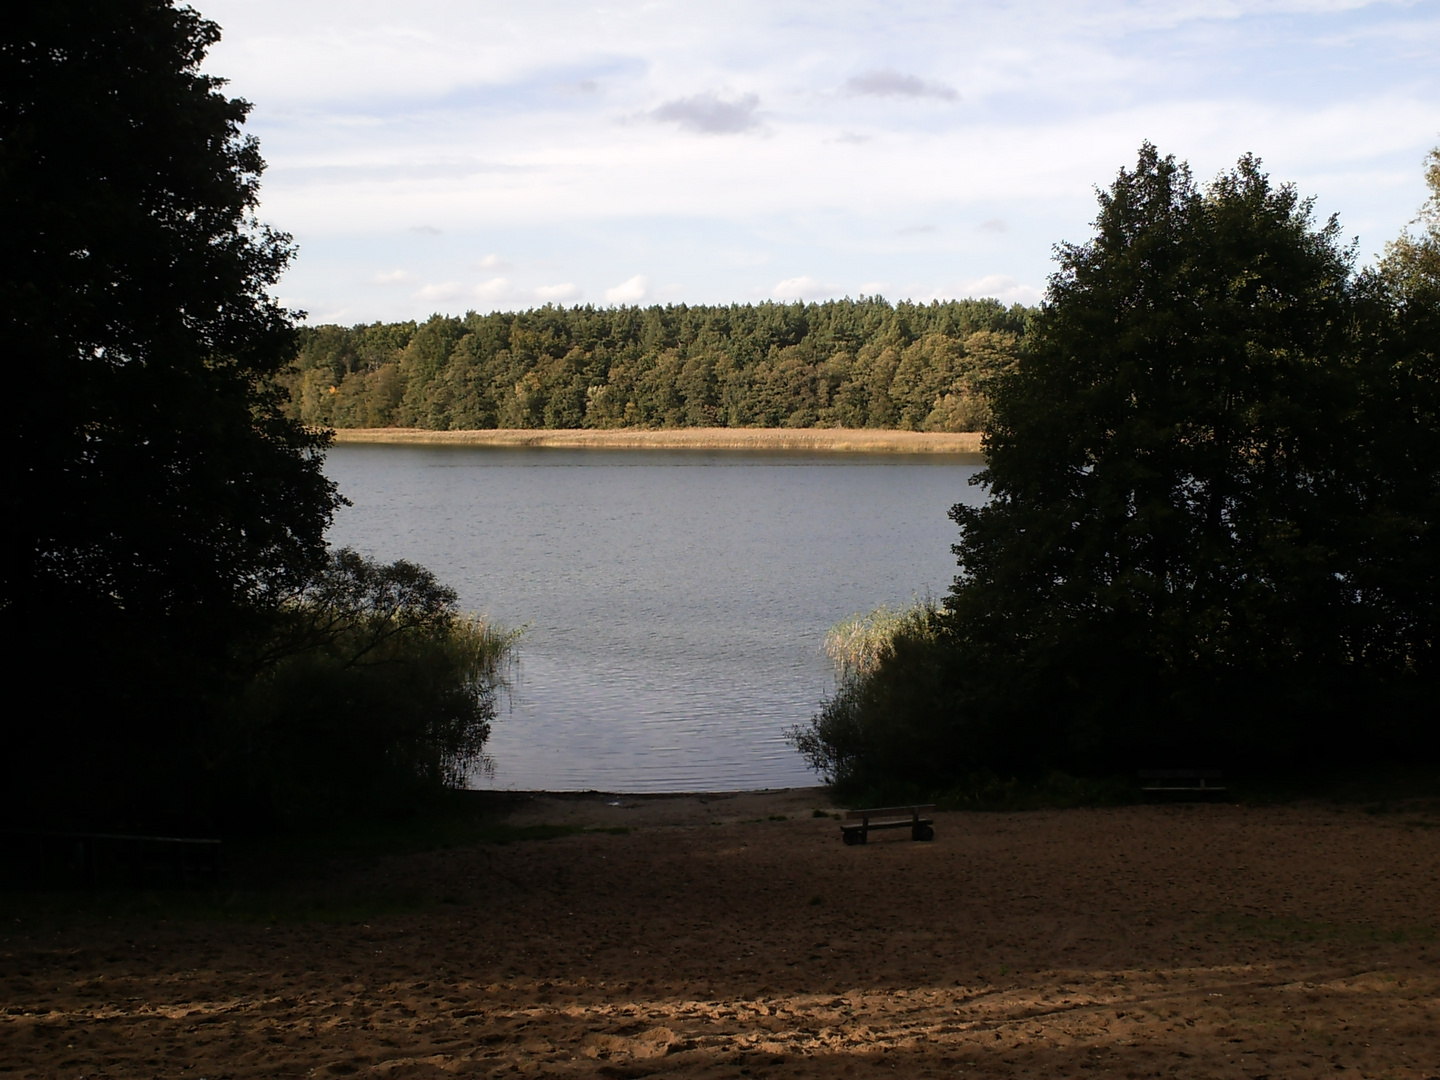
<box><xmin>1139</xmin><ymin>769</ymin><xmax>1226</xmax><ymax>800</ymax></box>
<box><xmin>841</xmin><ymin>805</ymin><xmax>935</xmax><ymax>845</ymax></box>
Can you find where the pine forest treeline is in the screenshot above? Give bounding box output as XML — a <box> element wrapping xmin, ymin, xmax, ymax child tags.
<box><xmin>283</xmin><ymin>297</ymin><xmax>1030</xmax><ymax>431</ymax></box>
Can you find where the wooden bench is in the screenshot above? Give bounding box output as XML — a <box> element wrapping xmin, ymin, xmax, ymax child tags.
<box><xmin>1139</xmin><ymin>769</ymin><xmax>1226</xmax><ymax>800</ymax></box>
<box><xmin>841</xmin><ymin>805</ymin><xmax>935</xmax><ymax>845</ymax></box>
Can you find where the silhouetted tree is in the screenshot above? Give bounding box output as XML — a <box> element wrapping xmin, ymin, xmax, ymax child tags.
<box><xmin>949</xmin><ymin>145</ymin><xmax>1385</xmax><ymax>765</ymax></box>
<box><xmin>794</xmin><ymin>145</ymin><xmax>1440</xmax><ymax>794</ymax></box>
<box><xmin>1</xmin><ymin>2</ymin><xmax>341</xmax><ymax>825</ymax></box>
<box><xmin>232</xmin><ymin>550</ymin><xmax>519</xmax><ymax>827</ymax></box>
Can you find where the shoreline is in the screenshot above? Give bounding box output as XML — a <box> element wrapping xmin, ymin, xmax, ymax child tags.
<box><xmin>328</xmin><ymin>426</ymin><xmax>984</xmax><ymax>454</ymax></box>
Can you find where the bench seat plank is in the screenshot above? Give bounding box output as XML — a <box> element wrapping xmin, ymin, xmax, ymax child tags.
<box><xmin>843</xmin><ymin>804</ymin><xmax>935</xmax><ymax>821</ymax></box>
<box><xmin>1138</xmin><ymin>769</ymin><xmax>1227</xmax><ymax>800</ymax></box>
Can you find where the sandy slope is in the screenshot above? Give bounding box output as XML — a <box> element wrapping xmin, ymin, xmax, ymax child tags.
<box><xmin>3</xmin><ymin>790</ymin><xmax>1438</xmax><ymax>1078</ymax></box>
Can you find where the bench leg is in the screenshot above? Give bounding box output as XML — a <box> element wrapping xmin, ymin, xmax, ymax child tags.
<box><xmin>911</xmin><ymin>823</ymin><xmax>934</xmax><ymax>841</ymax></box>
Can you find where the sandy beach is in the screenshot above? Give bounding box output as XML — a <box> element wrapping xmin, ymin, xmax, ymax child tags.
<box><xmin>328</xmin><ymin>428</ymin><xmax>985</xmax><ymax>455</ymax></box>
<box><xmin>2</xmin><ymin>789</ymin><xmax>1437</xmax><ymax>1078</ymax></box>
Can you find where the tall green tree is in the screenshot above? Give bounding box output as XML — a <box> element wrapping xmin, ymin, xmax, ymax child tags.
<box><xmin>1358</xmin><ymin>145</ymin><xmax>1440</xmax><ymax>715</ymax></box>
<box><xmin>948</xmin><ymin>147</ymin><xmax>1384</xmax><ymax>765</ymax></box>
<box><xmin>794</xmin><ymin>145</ymin><xmax>1440</xmax><ymax>794</ymax></box>
<box><xmin>945</xmin><ymin>144</ymin><xmax>1437</xmax><ymax>768</ymax></box>
<box><xmin>1</xmin><ymin>2</ymin><xmax>341</xmax><ymax>823</ymax></box>
<box><xmin>1382</xmin><ymin>147</ymin><xmax>1440</xmax><ymax>295</ymax></box>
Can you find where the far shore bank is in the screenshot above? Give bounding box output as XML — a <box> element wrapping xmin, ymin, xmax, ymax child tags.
<box><xmin>328</xmin><ymin>426</ymin><xmax>984</xmax><ymax>454</ymax></box>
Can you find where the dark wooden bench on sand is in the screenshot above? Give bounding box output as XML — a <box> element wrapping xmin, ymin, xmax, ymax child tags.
<box><xmin>1139</xmin><ymin>769</ymin><xmax>1226</xmax><ymax>801</ymax></box>
<box><xmin>841</xmin><ymin>804</ymin><xmax>935</xmax><ymax>845</ymax></box>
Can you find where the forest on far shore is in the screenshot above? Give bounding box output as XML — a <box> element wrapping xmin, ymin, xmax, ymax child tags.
<box><xmin>282</xmin><ymin>297</ymin><xmax>1030</xmax><ymax>432</ymax></box>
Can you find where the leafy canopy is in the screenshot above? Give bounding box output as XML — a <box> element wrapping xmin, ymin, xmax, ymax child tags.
<box><xmin>281</xmin><ymin>298</ymin><xmax>1030</xmax><ymax>433</ymax></box>
<box><xmin>794</xmin><ymin>144</ymin><xmax>1440</xmax><ymax>793</ymax></box>
<box><xmin>1</xmin><ymin>1</ymin><xmax>339</xmax><ymax>625</ymax></box>
<box><xmin>1383</xmin><ymin>146</ymin><xmax>1440</xmax><ymax>297</ymax></box>
<box><xmin>1</xmin><ymin>1</ymin><xmax>344</xmax><ymax>828</ymax></box>
<box><xmin>948</xmin><ymin>143</ymin><xmax>1431</xmax><ymax>764</ymax></box>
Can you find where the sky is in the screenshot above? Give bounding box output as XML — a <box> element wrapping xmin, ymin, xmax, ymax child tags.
<box><xmin>197</xmin><ymin>0</ymin><xmax>1440</xmax><ymax>325</ymax></box>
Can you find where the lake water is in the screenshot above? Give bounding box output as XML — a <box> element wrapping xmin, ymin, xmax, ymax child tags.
<box><xmin>324</xmin><ymin>444</ymin><xmax>986</xmax><ymax>792</ymax></box>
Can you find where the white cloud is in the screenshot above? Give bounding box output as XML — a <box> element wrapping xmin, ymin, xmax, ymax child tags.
<box><xmin>857</xmin><ymin>281</ymin><xmax>890</xmax><ymax>295</ymax></box>
<box><xmin>534</xmin><ymin>282</ymin><xmax>581</xmax><ymax>303</ymax></box>
<box><xmin>843</xmin><ymin>70</ymin><xmax>959</xmax><ymax>102</ymax></box>
<box><xmin>771</xmin><ymin>275</ymin><xmax>836</xmax><ymax>300</ymax></box>
<box><xmin>302</xmin><ymin>305</ymin><xmax>356</xmax><ymax>324</ymax></box>
<box><xmin>473</xmin><ymin>277</ymin><xmax>512</xmax><ymax>301</ymax></box>
<box><xmin>649</xmin><ymin>92</ymin><xmax>761</xmax><ymax>135</ymax></box>
<box><xmin>958</xmin><ymin>275</ymin><xmax>1043</xmax><ymax>306</ymax></box>
<box><xmin>604</xmin><ymin>274</ymin><xmax>649</xmax><ymax>304</ymax></box>
<box><xmin>201</xmin><ymin>0</ymin><xmax>1440</xmax><ymax>321</ymax></box>
<box><xmin>412</xmin><ymin>281</ymin><xmax>463</xmax><ymax>301</ymax></box>
<box><xmin>370</xmin><ymin>269</ymin><xmax>414</xmax><ymax>285</ymax></box>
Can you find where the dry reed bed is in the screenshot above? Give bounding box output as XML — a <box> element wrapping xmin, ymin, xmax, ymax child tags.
<box><xmin>328</xmin><ymin>427</ymin><xmax>984</xmax><ymax>454</ymax></box>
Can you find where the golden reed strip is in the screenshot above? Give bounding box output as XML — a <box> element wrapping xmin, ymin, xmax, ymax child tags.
<box><xmin>328</xmin><ymin>427</ymin><xmax>983</xmax><ymax>454</ymax></box>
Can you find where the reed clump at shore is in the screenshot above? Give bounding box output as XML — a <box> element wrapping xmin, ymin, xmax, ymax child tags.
<box><xmin>329</xmin><ymin>426</ymin><xmax>984</xmax><ymax>454</ymax></box>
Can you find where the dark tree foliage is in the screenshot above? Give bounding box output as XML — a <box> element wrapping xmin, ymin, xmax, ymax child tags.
<box><xmin>1</xmin><ymin>2</ymin><xmax>342</xmax><ymax>827</ymax></box>
<box><xmin>281</xmin><ymin>298</ymin><xmax>1030</xmax><ymax>432</ymax></box>
<box><xmin>797</xmin><ymin>146</ymin><xmax>1440</xmax><ymax>794</ymax></box>
<box><xmin>1382</xmin><ymin>147</ymin><xmax>1440</xmax><ymax>297</ymax></box>
<box><xmin>231</xmin><ymin>550</ymin><xmax>516</xmax><ymax>827</ymax></box>
<box><xmin>953</xmin><ymin>146</ymin><xmax>1384</xmax><ymax>763</ymax></box>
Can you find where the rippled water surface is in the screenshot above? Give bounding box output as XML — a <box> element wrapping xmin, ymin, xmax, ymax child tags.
<box><xmin>325</xmin><ymin>445</ymin><xmax>986</xmax><ymax>792</ymax></box>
